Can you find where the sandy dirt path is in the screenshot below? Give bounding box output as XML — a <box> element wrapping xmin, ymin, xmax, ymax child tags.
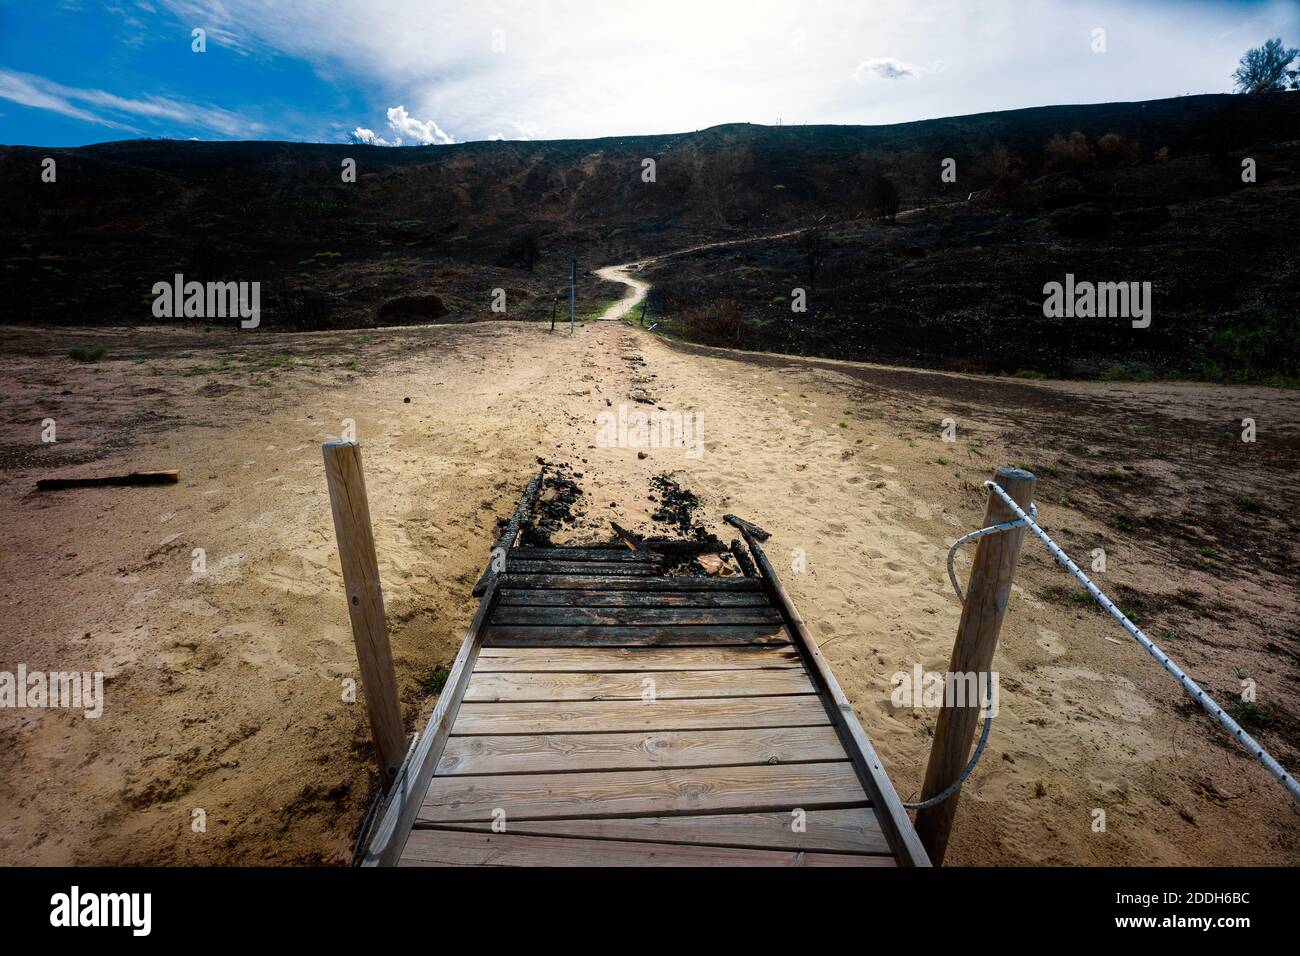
<box><xmin>1</xmin><ymin>319</ymin><xmax>1296</xmax><ymax>865</ymax></box>
<box><xmin>594</xmin><ymin>230</ymin><xmax>804</xmax><ymax>322</ymax></box>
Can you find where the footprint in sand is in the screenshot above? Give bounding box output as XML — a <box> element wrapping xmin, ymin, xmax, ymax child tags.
<box><xmin>1036</xmin><ymin>626</ymin><xmax>1066</xmax><ymax>657</ymax></box>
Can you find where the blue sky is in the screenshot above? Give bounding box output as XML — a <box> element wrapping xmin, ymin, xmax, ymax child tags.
<box><xmin>2</xmin><ymin>0</ymin><xmax>1297</xmax><ymax>147</ymax></box>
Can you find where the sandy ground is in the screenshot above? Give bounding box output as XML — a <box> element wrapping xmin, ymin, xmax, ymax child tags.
<box><xmin>1</xmin><ymin>316</ymin><xmax>1297</xmax><ymax>866</ymax></box>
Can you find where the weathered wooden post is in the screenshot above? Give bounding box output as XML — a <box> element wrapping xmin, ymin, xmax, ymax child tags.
<box><xmin>322</xmin><ymin>439</ymin><xmax>405</xmax><ymax>790</ymax></box>
<box><xmin>569</xmin><ymin>258</ymin><xmax>576</xmax><ymax>334</ymax></box>
<box><xmin>915</xmin><ymin>466</ymin><xmax>1036</xmax><ymax>864</ymax></box>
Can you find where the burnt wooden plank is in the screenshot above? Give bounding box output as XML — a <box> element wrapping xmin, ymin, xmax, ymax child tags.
<box><xmin>436</xmin><ymin>726</ymin><xmax>846</xmax><ymax>775</ymax></box>
<box><xmin>473</xmin><ymin>645</ymin><xmax>801</xmax><ymax>672</ymax></box>
<box><xmin>489</xmin><ymin>606</ymin><xmax>783</xmax><ymax>627</ymax></box>
<box><xmin>419</xmin><ymin>762</ymin><xmax>868</xmax><ymax>822</ymax></box>
<box><xmin>499</xmin><ymin>574</ymin><xmax>762</xmax><ymax>591</ymax></box>
<box><xmin>502</xmin><ymin>561</ymin><xmax>659</xmax><ymax>576</ymax></box>
<box><xmin>463</xmin><ymin>668</ymin><xmax>815</xmax><ymax>703</ymax></box>
<box><xmin>484</xmin><ymin>623</ymin><xmax>789</xmax><ymax>647</ymax></box>
<box><xmin>496</xmin><ymin>589</ymin><xmax>770</xmax><ymax>608</ymax></box>
<box><xmin>399</xmin><ymin>829</ymin><xmax>890</xmax><ymax>867</ymax></box>
<box><xmin>450</xmin><ymin>694</ymin><xmax>831</xmax><ymax>735</ymax></box>
<box><xmin>426</xmin><ymin>807</ymin><xmax>892</xmax><ymax>855</ymax></box>
<box><xmin>472</xmin><ymin>469</ymin><xmax>544</xmax><ymax>597</ymax></box>
<box><xmin>510</xmin><ymin>547</ymin><xmax>662</xmax><ymax>564</ymax></box>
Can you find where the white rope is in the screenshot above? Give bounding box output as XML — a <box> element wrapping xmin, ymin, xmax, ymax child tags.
<box><xmin>946</xmin><ymin>504</ymin><xmax>1037</xmax><ymax>603</ymax></box>
<box><xmin>902</xmin><ymin>670</ymin><xmax>995</xmax><ymax>810</ymax></box>
<box><xmin>985</xmin><ymin>480</ymin><xmax>1300</xmax><ymax>803</ymax></box>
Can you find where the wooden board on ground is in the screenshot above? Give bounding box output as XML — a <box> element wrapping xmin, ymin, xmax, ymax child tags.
<box><xmin>499</xmin><ymin>574</ymin><xmax>763</xmax><ymax>591</ymax></box>
<box><xmin>503</xmin><ymin>561</ymin><xmax>658</xmax><ymax>576</ymax></box>
<box><xmin>400</xmin><ymin>829</ymin><xmax>892</xmax><ymax>867</ymax></box>
<box><xmin>437</xmin><ymin>726</ymin><xmax>848</xmax><ymax>775</ymax></box>
<box><xmin>425</xmin><ymin>807</ymin><xmax>891</xmax><ymax>855</ymax></box>
<box><xmin>379</xmin><ymin>532</ymin><xmax>926</xmax><ymax>868</ymax></box>
<box><xmin>473</xmin><ymin>645</ymin><xmax>801</xmax><ymax>672</ymax></box>
<box><xmin>419</xmin><ymin>762</ymin><xmax>868</xmax><ymax>822</ymax></box>
<box><xmin>497</xmin><ymin>588</ymin><xmax>769</xmax><ymax>607</ymax></box>
<box><xmin>450</xmin><ymin>695</ymin><xmax>833</xmax><ymax>735</ymax></box>
<box><xmin>485</xmin><ymin>623</ymin><xmax>789</xmax><ymax>647</ymax></box>
<box><xmin>464</xmin><ymin>668</ymin><xmax>815</xmax><ymax>702</ymax></box>
<box><xmin>510</xmin><ymin>547</ymin><xmax>662</xmax><ymax>564</ymax></box>
<box><xmin>490</xmin><ymin>606</ymin><xmax>782</xmax><ymax>626</ymax></box>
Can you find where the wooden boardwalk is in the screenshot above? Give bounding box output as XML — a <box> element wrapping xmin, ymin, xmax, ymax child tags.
<box><xmin>363</xmin><ymin>488</ymin><xmax>928</xmax><ymax>867</ymax></box>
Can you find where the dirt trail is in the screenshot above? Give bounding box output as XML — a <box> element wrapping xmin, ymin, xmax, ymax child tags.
<box><xmin>595</xmin><ymin>230</ymin><xmax>805</xmax><ymax>322</ymax></box>
<box><xmin>0</xmin><ymin>319</ymin><xmax>1296</xmax><ymax>866</ymax></box>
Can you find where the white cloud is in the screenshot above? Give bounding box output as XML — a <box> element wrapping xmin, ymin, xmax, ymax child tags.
<box><xmin>854</xmin><ymin>58</ymin><xmax>918</xmax><ymax>83</ymax></box>
<box><xmin>149</xmin><ymin>1</ymin><xmax>1300</xmax><ymax>139</ymax></box>
<box><xmin>350</xmin><ymin>106</ymin><xmax>454</xmax><ymax>146</ymax></box>
<box><xmin>0</xmin><ymin>68</ymin><xmax>257</xmax><ymax>137</ymax></box>
<box><xmin>0</xmin><ymin>70</ymin><xmax>137</xmax><ymax>131</ymax></box>
<box><xmin>384</xmin><ymin>105</ymin><xmax>453</xmax><ymax>145</ymax></box>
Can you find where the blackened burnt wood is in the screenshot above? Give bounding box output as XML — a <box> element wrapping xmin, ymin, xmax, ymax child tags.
<box><xmin>502</xmin><ymin>561</ymin><xmax>658</xmax><ymax>576</ymax></box>
<box><xmin>489</xmin><ymin>606</ymin><xmax>783</xmax><ymax>627</ymax></box>
<box><xmin>36</xmin><ymin>469</ymin><xmax>179</xmax><ymax>490</ymax></box>
<box><xmin>472</xmin><ymin>469</ymin><xmax>544</xmax><ymax>597</ymax></box>
<box><xmin>730</xmin><ymin>538</ymin><xmax>758</xmax><ymax>577</ymax></box>
<box><xmin>724</xmin><ymin>514</ymin><xmax>770</xmax><ymax>542</ymax></box>
<box><xmin>611</xmin><ymin>522</ymin><xmax>729</xmax><ymax>559</ymax></box>
<box><xmin>484</xmin><ymin>623</ymin><xmax>790</xmax><ymax>647</ymax></box>
<box><xmin>510</xmin><ymin>547</ymin><xmax>662</xmax><ymax>564</ymax></box>
<box><xmin>499</xmin><ymin>574</ymin><xmax>763</xmax><ymax>591</ymax></box>
<box><xmin>495</xmin><ymin>589</ymin><xmax>770</xmax><ymax>607</ymax></box>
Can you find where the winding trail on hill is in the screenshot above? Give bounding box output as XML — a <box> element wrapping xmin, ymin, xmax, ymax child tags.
<box><xmin>595</xmin><ymin>229</ymin><xmax>806</xmax><ymax>322</ymax></box>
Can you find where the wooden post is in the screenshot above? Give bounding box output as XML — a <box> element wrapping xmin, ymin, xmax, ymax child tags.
<box><xmin>322</xmin><ymin>439</ymin><xmax>405</xmax><ymax>790</ymax></box>
<box><xmin>915</xmin><ymin>466</ymin><xmax>1036</xmax><ymax>865</ymax></box>
<box><xmin>569</xmin><ymin>258</ymin><xmax>576</xmax><ymax>334</ymax></box>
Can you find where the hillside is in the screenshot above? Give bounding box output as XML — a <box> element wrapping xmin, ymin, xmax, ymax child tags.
<box><xmin>2</xmin><ymin>91</ymin><xmax>1297</xmax><ymax>380</ymax></box>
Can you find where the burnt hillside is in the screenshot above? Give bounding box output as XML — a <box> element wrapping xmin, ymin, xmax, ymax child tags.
<box><xmin>1</xmin><ymin>91</ymin><xmax>1297</xmax><ymax>352</ymax></box>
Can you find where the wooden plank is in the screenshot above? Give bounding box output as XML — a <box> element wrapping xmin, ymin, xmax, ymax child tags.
<box><xmin>497</xmin><ymin>589</ymin><xmax>770</xmax><ymax>608</ymax></box>
<box><xmin>399</xmin><ymin>829</ymin><xmax>891</xmax><ymax>867</ymax></box>
<box><xmin>489</xmin><ymin>606</ymin><xmax>783</xmax><ymax>627</ymax></box>
<box><xmin>510</xmin><ymin>547</ymin><xmax>662</xmax><ymax>564</ymax></box>
<box><xmin>464</xmin><ymin>668</ymin><xmax>814</xmax><ymax>703</ymax></box>
<box><xmin>502</xmin><ymin>561</ymin><xmax>658</xmax><ymax>576</ymax></box>
<box><xmin>360</xmin><ymin>576</ymin><xmax>497</xmax><ymax>866</ymax></box>
<box><xmin>450</xmin><ymin>695</ymin><xmax>832</xmax><ymax>735</ymax></box>
<box><xmin>420</xmin><ymin>762</ymin><xmax>868</xmax><ymax>823</ymax></box>
<box><xmin>429</xmin><ymin>807</ymin><xmax>891</xmax><ymax>855</ymax></box>
<box><xmin>485</xmin><ymin>624</ymin><xmax>789</xmax><ymax>647</ymax></box>
<box><xmin>499</xmin><ymin>574</ymin><xmax>762</xmax><ymax>591</ymax></box>
<box><xmin>474</xmin><ymin>645</ymin><xmax>801</xmax><ymax>672</ymax></box>
<box><xmin>741</xmin><ymin>527</ymin><xmax>931</xmax><ymax>868</ymax></box>
<box><xmin>436</xmin><ymin>726</ymin><xmax>848</xmax><ymax>775</ymax></box>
